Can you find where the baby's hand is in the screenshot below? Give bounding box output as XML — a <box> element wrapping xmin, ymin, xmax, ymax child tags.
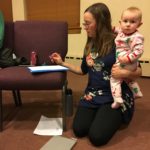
<box><xmin>118</xmin><ymin>56</ymin><xmax>129</xmax><ymax>64</ymax></box>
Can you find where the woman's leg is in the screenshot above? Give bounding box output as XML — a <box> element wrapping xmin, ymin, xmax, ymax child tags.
<box><xmin>89</xmin><ymin>103</ymin><xmax>122</xmax><ymax>146</ymax></box>
<box><xmin>73</xmin><ymin>106</ymin><xmax>97</xmax><ymax>137</ymax></box>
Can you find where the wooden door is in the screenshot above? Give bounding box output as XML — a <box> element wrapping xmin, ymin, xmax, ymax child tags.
<box><xmin>0</xmin><ymin>0</ymin><xmax>13</xmax><ymax>21</ymax></box>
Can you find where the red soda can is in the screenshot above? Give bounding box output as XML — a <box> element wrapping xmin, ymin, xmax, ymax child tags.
<box><xmin>30</xmin><ymin>51</ymin><xmax>37</xmax><ymax>66</ymax></box>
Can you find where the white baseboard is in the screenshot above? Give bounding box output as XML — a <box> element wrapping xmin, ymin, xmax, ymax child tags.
<box><xmin>140</xmin><ymin>59</ymin><xmax>150</xmax><ymax>77</ymax></box>
<box><xmin>65</xmin><ymin>56</ymin><xmax>82</xmax><ymax>66</ymax></box>
<box><xmin>65</xmin><ymin>56</ymin><xmax>150</xmax><ymax>77</ymax></box>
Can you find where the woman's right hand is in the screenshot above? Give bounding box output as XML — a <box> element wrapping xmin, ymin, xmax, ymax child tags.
<box><xmin>50</xmin><ymin>52</ymin><xmax>84</xmax><ymax>75</ymax></box>
<box><xmin>49</xmin><ymin>52</ymin><xmax>63</xmax><ymax>65</ymax></box>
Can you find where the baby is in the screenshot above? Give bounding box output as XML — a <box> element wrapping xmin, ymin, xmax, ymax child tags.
<box><xmin>110</xmin><ymin>7</ymin><xmax>144</xmax><ymax>109</ymax></box>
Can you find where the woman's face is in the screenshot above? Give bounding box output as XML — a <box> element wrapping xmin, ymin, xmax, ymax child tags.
<box><xmin>83</xmin><ymin>12</ymin><xmax>97</xmax><ymax>38</ymax></box>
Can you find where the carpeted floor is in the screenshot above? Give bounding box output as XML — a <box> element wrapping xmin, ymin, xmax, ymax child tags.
<box><xmin>0</xmin><ymin>72</ymin><xmax>150</xmax><ymax>150</ymax></box>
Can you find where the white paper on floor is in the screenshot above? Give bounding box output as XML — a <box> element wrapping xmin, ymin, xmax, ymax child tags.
<box><xmin>33</xmin><ymin>115</ymin><xmax>63</xmax><ymax>136</ymax></box>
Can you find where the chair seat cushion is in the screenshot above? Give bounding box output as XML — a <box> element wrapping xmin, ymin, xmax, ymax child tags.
<box><xmin>0</xmin><ymin>66</ymin><xmax>67</xmax><ymax>90</ymax></box>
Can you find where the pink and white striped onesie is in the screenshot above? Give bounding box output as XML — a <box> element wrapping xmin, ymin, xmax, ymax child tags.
<box><xmin>110</xmin><ymin>27</ymin><xmax>144</xmax><ymax>104</ymax></box>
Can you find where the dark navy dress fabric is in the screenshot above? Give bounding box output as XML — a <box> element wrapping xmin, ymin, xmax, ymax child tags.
<box><xmin>79</xmin><ymin>47</ymin><xmax>134</xmax><ymax>124</ymax></box>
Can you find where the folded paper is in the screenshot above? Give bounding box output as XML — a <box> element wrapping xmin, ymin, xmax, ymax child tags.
<box><xmin>28</xmin><ymin>65</ymin><xmax>68</xmax><ymax>73</ymax></box>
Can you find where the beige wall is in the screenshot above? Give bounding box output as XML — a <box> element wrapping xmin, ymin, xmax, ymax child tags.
<box><xmin>12</xmin><ymin>0</ymin><xmax>150</xmax><ymax>60</ymax></box>
<box><xmin>12</xmin><ymin>0</ymin><xmax>26</xmax><ymax>21</ymax></box>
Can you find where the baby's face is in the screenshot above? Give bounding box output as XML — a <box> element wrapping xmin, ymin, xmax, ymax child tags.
<box><xmin>120</xmin><ymin>10</ymin><xmax>142</xmax><ymax>35</ymax></box>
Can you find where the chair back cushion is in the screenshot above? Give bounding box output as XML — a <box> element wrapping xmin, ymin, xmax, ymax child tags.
<box><xmin>14</xmin><ymin>21</ymin><xmax>68</xmax><ymax>65</ymax></box>
<box><xmin>3</xmin><ymin>22</ymin><xmax>14</xmax><ymax>50</ymax></box>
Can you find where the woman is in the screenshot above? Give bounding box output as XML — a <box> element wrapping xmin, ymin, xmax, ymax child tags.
<box><xmin>50</xmin><ymin>3</ymin><xmax>142</xmax><ymax>146</ymax></box>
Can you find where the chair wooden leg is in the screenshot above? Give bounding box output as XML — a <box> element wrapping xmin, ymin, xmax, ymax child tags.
<box><xmin>12</xmin><ymin>90</ymin><xmax>22</xmax><ymax>106</ymax></box>
<box><xmin>16</xmin><ymin>90</ymin><xmax>22</xmax><ymax>106</ymax></box>
<box><xmin>0</xmin><ymin>90</ymin><xmax>22</xmax><ymax>132</ymax></box>
<box><xmin>0</xmin><ymin>90</ymin><xmax>3</xmax><ymax>131</ymax></box>
<box><xmin>12</xmin><ymin>90</ymin><xmax>19</xmax><ymax>106</ymax></box>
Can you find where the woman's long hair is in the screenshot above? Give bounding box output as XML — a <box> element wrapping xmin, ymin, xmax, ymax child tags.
<box><xmin>84</xmin><ymin>3</ymin><xmax>115</xmax><ymax>57</ymax></box>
